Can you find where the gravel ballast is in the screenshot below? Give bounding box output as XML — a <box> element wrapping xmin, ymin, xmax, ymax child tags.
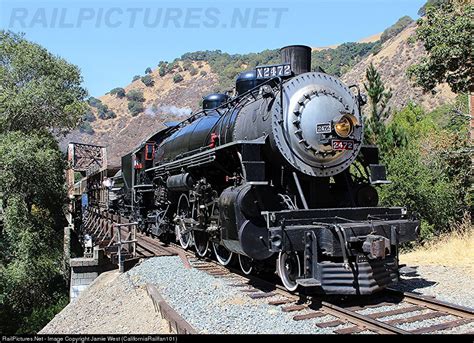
<box><xmin>40</xmin><ymin>270</ymin><xmax>169</xmax><ymax>334</ymax></box>
<box><xmin>392</xmin><ymin>265</ymin><xmax>474</xmax><ymax>309</ymax></box>
<box><xmin>129</xmin><ymin>256</ymin><xmax>343</xmax><ymax>334</ymax></box>
<box><xmin>40</xmin><ymin>255</ymin><xmax>473</xmax><ymax>334</ymax></box>
<box><xmin>128</xmin><ymin>257</ymin><xmax>473</xmax><ymax>334</ymax></box>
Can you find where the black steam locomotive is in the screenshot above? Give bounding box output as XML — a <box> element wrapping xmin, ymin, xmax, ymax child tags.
<box><xmin>103</xmin><ymin>45</ymin><xmax>419</xmax><ymax>294</ymax></box>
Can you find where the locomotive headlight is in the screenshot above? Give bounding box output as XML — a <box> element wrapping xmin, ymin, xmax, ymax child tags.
<box><xmin>334</xmin><ymin>116</ymin><xmax>353</xmax><ymax>138</ymax></box>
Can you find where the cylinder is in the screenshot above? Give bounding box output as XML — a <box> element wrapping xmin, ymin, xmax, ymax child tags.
<box><xmin>280</xmin><ymin>45</ymin><xmax>312</xmax><ymax>75</ymax></box>
<box><xmin>166</xmin><ymin>173</ymin><xmax>194</xmax><ymax>192</ymax></box>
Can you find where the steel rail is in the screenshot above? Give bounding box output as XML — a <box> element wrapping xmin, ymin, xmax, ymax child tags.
<box><xmin>84</xmin><ymin>209</ymin><xmax>473</xmax><ymax>335</ymax></box>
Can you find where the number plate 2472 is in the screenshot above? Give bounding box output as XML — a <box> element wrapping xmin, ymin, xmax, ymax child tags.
<box><xmin>332</xmin><ymin>140</ymin><xmax>354</xmax><ymax>150</ymax></box>
<box><xmin>256</xmin><ymin>64</ymin><xmax>291</xmax><ymax>79</ymax></box>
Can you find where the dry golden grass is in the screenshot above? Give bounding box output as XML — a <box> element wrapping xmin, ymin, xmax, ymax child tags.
<box><xmin>358</xmin><ymin>32</ymin><xmax>382</xmax><ymax>43</ymax></box>
<box><xmin>400</xmin><ymin>215</ymin><xmax>474</xmax><ymax>274</ymax></box>
<box><xmin>312</xmin><ymin>32</ymin><xmax>382</xmax><ymax>52</ymax></box>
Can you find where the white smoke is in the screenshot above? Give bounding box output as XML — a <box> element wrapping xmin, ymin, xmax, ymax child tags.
<box><xmin>145</xmin><ymin>106</ymin><xmax>157</xmax><ymax>117</ymax></box>
<box><xmin>162</xmin><ymin>105</ymin><xmax>192</xmax><ymax>117</ymax></box>
<box><xmin>145</xmin><ymin>105</ymin><xmax>192</xmax><ymax>118</ymax></box>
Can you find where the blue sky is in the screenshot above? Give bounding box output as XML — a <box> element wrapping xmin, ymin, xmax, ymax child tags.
<box><xmin>0</xmin><ymin>0</ymin><xmax>425</xmax><ymax>96</ymax></box>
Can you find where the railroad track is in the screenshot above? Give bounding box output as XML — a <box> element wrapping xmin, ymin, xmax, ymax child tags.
<box><xmin>85</xmin><ymin>209</ymin><xmax>474</xmax><ymax>334</ymax></box>
<box><xmin>165</xmin><ymin>242</ymin><xmax>474</xmax><ymax>335</ymax></box>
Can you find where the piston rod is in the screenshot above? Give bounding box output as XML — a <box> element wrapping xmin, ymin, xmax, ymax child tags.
<box><xmin>292</xmin><ymin>172</ymin><xmax>309</xmax><ymax>210</ymax></box>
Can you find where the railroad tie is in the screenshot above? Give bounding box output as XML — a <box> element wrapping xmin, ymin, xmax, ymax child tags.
<box><xmin>293</xmin><ymin>312</ymin><xmax>327</xmax><ymax>321</ymax></box>
<box><xmin>316</xmin><ymin>319</ymin><xmax>346</xmax><ymax>328</ymax></box>
<box><xmin>228</xmin><ymin>283</ymin><xmax>249</xmax><ymax>288</ymax></box>
<box><xmin>269</xmin><ymin>299</ymin><xmax>293</xmax><ymax>306</ymax></box>
<box><xmin>334</xmin><ymin>326</ymin><xmax>365</xmax><ymax>334</ymax></box>
<box><xmin>410</xmin><ymin>318</ymin><xmax>473</xmax><ymax>334</ymax></box>
<box><xmin>384</xmin><ymin>311</ymin><xmax>447</xmax><ymax>325</ymax></box>
<box><xmin>367</xmin><ymin>305</ymin><xmax>424</xmax><ymax>319</ymax></box>
<box><xmin>248</xmin><ymin>292</ymin><xmax>276</xmax><ymax>299</ymax></box>
<box><xmin>281</xmin><ymin>304</ymin><xmax>307</xmax><ymax>312</ymax></box>
<box><xmin>345</xmin><ymin>302</ymin><xmax>394</xmax><ymax>311</ymax></box>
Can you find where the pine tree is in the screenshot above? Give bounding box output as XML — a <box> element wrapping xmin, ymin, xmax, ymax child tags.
<box><xmin>363</xmin><ymin>63</ymin><xmax>392</xmax><ymax>145</ymax></box>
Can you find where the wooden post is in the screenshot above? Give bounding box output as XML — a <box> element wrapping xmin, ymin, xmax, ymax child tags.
<box><xmin>63</xmin><ymin>225</ymin><xmax>71</xmax><ymax>287</ymax></box>
<box><xmin>470</xmin><ymin>92</ymin><xmax>473</xmax><ymax>142</ymax></box>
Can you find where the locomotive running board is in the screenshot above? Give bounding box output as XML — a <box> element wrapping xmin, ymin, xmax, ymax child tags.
<box><xmin>146</xmin><ymin>139</ymin><xmax>266</xmax><ymax>175</ymax></box>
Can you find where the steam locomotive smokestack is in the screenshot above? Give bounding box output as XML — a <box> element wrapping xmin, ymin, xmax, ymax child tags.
<box><xmin>280</xmin><ymin>45</ymin><xmax>312</xmax><ymax>75</ymax></box>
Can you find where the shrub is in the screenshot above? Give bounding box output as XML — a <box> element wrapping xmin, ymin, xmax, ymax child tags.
<box><xmin>79</xmin><ymin>121</ymin><xmax>94</xmax><ymax>134</ymax></box>
<box><xmin>145</xmin><ymin>67</ymin><xmax>152</xmax><ymax>74</ymax></box>
<box><xmin>110</xmin><ymin>87</ymin><xmax>125</xmax><ymax>98</ymax></box>
<box><xmin>132</xmin><ymin>75</ymin><xmax>140</xmax><ymax>82</ymax></box>
<box><xmin>380</xmin><ymin>16</ymin><xmax>414</xmax><ymax>43</ymax></box>
<box><xmin>83</xmin><ymin>111</ymin><xmax>96</xmax><ymax>122</ymax></box>
<box><xmin>370</xmin><ymin>42</ymin><xmax>383</xmax><ymax>55</ymax></box>
<box><xmin>377</xmin><ymin>100</ymin><xmax>471</xmax><ymax>240</ymax></box>
<box><xmin>182</xmin><ymin>60</ymin><xmax>192</xmax><ymax>71</ymax></box>
<box><xmin>97</xmin><ymin>106</ymin><xmax>116</xmax><ymax>120</ymax></box>
<box><xmin>418</xmin><ymin>0</ymin><xmax>448</xmax><ymax>16</ymax></box>
<box><xmin>126</xmin><ymin>89</ymin><xmax>145</xmax><ymax>102</ymax></box>
<box><xmin>87</xmin><ymin>97</ymin><xmax>102</xmax><ymax>108</ymax></box>
<box><xmin>128</xmin><ymin>101</ymin><xmax>144</xmax><ymax>116</ymax></box>
<box><xmin>141</xmin><ymin>74</ymin><xmax>154</xmax><ymax>87</ymax></box>
<box><xmin>311</xmin><ymin>42</ymin><xmax>377</xmax><ymax>77</ymax></box>
<box><xmin>173</xmin><ymin>73</ymin><xmax>184</xmax><ymax>83</ymax></box>
<box><xmin>189</xmin><ymin>66</ymin><xmax>198</xmax><ymax>76</ymax></box>
<box><xmin>159</xmin><ymin>66</ymin><xmax>167</xmax><ymax>77</ymax></box>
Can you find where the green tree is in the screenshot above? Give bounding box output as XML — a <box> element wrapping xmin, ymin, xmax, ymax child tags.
<box><xmin>97</xmin><ymin>107</ymin><xmax>116</xmax><ymax>120</ymax></box>
<box><xmin>132</xmin><ymin>75</ymin><xmax>141</xmax><ymax>82</ymax></box>
<box><xmin>110</xmin><ymin>87</ymin><xmax>126</xmax><ymax>98</ymax></box>
<box><xmin>79</xmin><ymin>121</ymin><xmax>94</xmax><ymax>134</ymax></box>
<box><xmin>145</xmin><ymin>67</ymin><xmax>152</xmax><ymax>74</ymax></box>
<box><xmin>126</xmin><ymin>89</ymin><xmax>145</xmax><ymax>102</ymax></box>
<box><xmin>159</xmin><ymin>66</ymin><xmax>167</xmax><ymax>77</ymax></box>
<box><xmin>0</xmin><ymin>31</ymin><xmax>87</xmax><ymax>134</ymax></box>
<box><xmin>87</xmin><ymin>97</ymin><xmax>102</xmax><ymax>108</ymax></box>
<box><xmin>379</xmin><ymin>101</ymin><xmax>470</xmax><ymax>238</ymax></box>
<box><xmin>173</xmin><ymin>73</ymin><xmax>184</xmax><ymax>83</ymax></box>
<box><xmin>418</xmin><ymin>0</ymin><xmax>449</xmax><ymax>16</ymax></box>
<box><xmin>83</xmin><ymin>110</ymin><xmax>96</xmax><ymax>122</ymax></box>
<box><xmin>0</xmin><ymin>32</ymin><xmax>86</xmax><ymax>333</ymax></box>
<box><xmin>363</xmin><ymin>63</ymin><xmax>392</xmax><ymax>145</ymax></box>
<box><xmin>128</xmin><ymin>101</ymin><xmax>144</xmax><ymax>116</ymax></box>
<box><xmin>408</xmin><ymin>2</ymin><xmax>473</xmax><ymax>93</ymax></box>
<box><xmin>141</xmin><ymin>74</ymin><xmax>154</xmax><ymax>87</ymax></box>
<box><xmin>0</xmin><ymin>133</ymin><xmax>68</xmax><ymax>333</ymax></box>
<box><xmin>380</xmin><ymin>16</ymin><xmax>414</xmax><ymax>43</ymax></box>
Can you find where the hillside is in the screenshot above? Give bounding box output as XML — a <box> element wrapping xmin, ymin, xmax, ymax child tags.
<box><xmin>63</xmin><ymin>61</ymin><xmax>219</xmax><ymax>165</ymax></box>
<box><xmin>312</xmin><ymin>32</ymin><xmax>382</xmax><ymax>51</ymax></box>
<box><xmin>342</xmin><ymin>23</ymin><xmax>455</xmax><ymax>112</ymax></box>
